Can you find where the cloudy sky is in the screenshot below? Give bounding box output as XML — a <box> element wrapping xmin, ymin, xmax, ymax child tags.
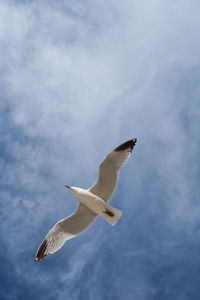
<box><xmin>1</xmin><ymin>0</ymin><xmax>200</xmax><ymax>299</ymax></box>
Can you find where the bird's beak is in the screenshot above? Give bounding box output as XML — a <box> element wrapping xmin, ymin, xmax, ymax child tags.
<box><xmin>65</xmin><ymin>185</ymin><xmax>71</xmax><ymax>189</ymax></box>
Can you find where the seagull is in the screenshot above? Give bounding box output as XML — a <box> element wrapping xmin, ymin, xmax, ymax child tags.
<box><xmin>35</xmin><ymin>138</ymin><xmax>137</xmax><ymax>261</ymax></box>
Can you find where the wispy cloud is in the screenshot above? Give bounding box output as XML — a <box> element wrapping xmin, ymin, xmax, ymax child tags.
<box><xmin>0</xmin><ymin>0</ymin><xmax>200</xmax><ymax>299</ymax></box>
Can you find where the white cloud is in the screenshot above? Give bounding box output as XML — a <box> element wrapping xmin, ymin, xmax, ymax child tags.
<box><xmin>0</xmin><ymin>0</ymin><xmax>200</xmax><ymax>299</ymax></box>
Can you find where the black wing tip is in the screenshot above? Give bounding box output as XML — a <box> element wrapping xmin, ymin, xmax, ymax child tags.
<box><xmin>34</xmin><ymin>254</ymin><xmax>48</xmax><ymax>262</ymax></box>
<box><xmin>114</xmin><ymin>138</ymin><xmax>137</xmax><ymax>152</ymax></box>
<box><xmin>34</xmin><ymin>238</ymin><xmax>48</xmax><ymax>262</ymax></box>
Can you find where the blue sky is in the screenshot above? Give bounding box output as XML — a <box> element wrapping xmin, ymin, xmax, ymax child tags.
<box><xmin>0</xmin><ymin>0</ymin><xmax>200</xmax><ymax>299</ymax></box>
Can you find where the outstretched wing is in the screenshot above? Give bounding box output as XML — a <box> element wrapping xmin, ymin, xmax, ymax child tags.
<box><xmin>89</xmin><ymin>139</ymin><xmax>137</xmax><ymax>202</ymax></box>
<box><xmin>35</xmin><ymin>203</ymin><xmax>97</xmax><ymax>261</ymax></box>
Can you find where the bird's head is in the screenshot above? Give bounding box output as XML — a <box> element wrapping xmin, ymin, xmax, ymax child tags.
<box><xmin>65</xmin><ymin>186</ymin><xmax>79</xmax><ymax>194</ymax></box>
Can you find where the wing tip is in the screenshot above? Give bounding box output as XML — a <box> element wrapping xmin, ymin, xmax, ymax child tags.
<box><xmin>114</xmin><ymin>138</ymin><xmax>137</xmax><ymax>152</ymax></box>
<box><xmin>34</xmin><ymin>254</ymin><xmax>48</xmax><ymax>262</ymax></box>
<box><xmin>34</xmin><ymin>238</ymin><xmax>49</xmax><ymax>262</ymax></box>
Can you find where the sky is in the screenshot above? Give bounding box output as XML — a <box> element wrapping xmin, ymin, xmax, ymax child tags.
<box><xmin>0</xmin><ymin>0</ymin><xmax>200</xmax><ymax>299</ymax></box>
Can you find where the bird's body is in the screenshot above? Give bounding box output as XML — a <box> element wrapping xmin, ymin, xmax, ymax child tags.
<box><xmin>35</xmin><ymin>138</ymin><xmax>137</xmax><ymax>261</ymax></box>
<box><xmin>70</xmin><ymin>187</ymin><xmax>122</xmax><ymax>226</ymax></box>
<box><xmin>70</xmin><ymin>188</ymin><xmax>106</xmax><ymax>214</ymax></box>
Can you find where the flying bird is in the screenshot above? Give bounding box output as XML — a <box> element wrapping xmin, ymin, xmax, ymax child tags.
<box><xmin>35</xmin><ymin>138</ymin><xmax>137</xmax><ymax>261</ymax></box>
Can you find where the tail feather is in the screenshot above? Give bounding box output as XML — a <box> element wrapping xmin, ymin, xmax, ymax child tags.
<box><xmin>100</xmin><ymin>204</ymin><xmax>122</xmax><ymax>226</ymax></box>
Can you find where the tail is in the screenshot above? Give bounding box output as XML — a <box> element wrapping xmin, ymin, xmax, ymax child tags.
<box><xmin>100</xmin><ymin>204</ymin><xmax>122</xmax><ymax>226</ymax></box>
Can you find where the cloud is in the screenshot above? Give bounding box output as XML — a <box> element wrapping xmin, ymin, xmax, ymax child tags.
<box><xmin>0</xmin><ymin>0</ymin><xmax>200</xmax><ymax>299</ymax></box>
